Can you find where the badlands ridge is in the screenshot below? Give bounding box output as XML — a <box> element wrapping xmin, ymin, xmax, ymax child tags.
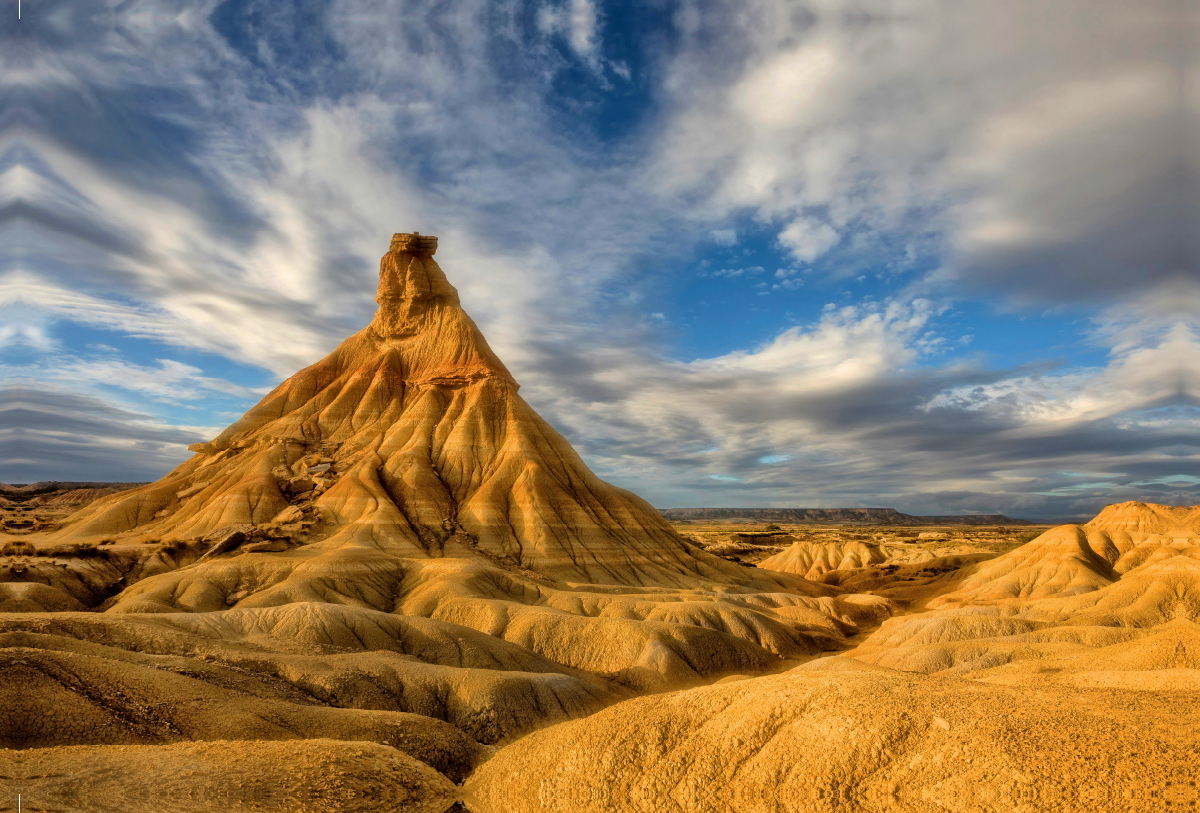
<box><xmin>0</xmin><ymin>234</ymin><xmax>1193</xmax><ymax>811</ymax></box>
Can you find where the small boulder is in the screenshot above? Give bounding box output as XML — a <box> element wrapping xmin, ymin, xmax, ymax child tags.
<box><xmin>243</xmin><ymin>540</ymin><xmax>288</xmax><ymax>553</ymax></box>
<box><xmin>195</xmin><ymin>526</ymin><xmax>252</xmax><ymax>562</ymax></box>
<box><xmin>284</xmin><ymin>477</ymin><xmax>314</xmax><ymax>496</ymax></box>
<box><xmin>271</xmin><ymin>505</ymin><xmax>304</xmax><ymax>525</ymax></box>
<box><xmin>175</xmin><ymin>482</ymin><xmax>208</xmax><ymax>499</ymax></box>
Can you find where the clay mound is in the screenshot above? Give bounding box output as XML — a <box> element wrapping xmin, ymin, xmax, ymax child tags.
<box><xmin>931</xmin><ymin>524</ymin><xmax>1120</xmax><ymax>603</ymax></box>
<box><xmin>934</xmin><ymin>502</ymin><xmax>1200</xmax><ymax>608</ymax></box>
<box><xmin>1024</xmin><ymin>550</ymin><xmax>1200</xmax><ymax>627</ymax></box>
<box><xmin>849</xmin><ymin>613</ymin><xmax>1200</xmax><ymax>690</ymax></box>
<box><xmin>464</xmin><ymin>663</ymin><xmax>1174</xmax><ymax>813</ymax></box>
<box><xmin>56</xmin><ymin>233</ymin><xmax>770</xmax><ymax>590</ymax></box>
<box><xmin>1085</xmin><ymin>501</ymin><xmax>1200</xmax><ymax>535</ymax></box>
<box><xmin>1</xmin><ymin>739</ymin><xmax>457</xmax><ymax>813</ymax></box>
<box><xmin>98</xmin><ymin>552</ymin><xmax>883</xmax><ymax>690</ymax></box>
<box><xmin>757</xmin><ymin>538</ymin><xmax>886</xmax><ymax>579</ymax></box>
<box><xmin>0</xmin><ymin>640</ymin><xmax>483</xmax><ymax>777</ymax></box>
<box><xmin>0</xmin><ymin>608</ymin><xmax>630</xmax><ymax>745</ymax></box>
<box><xmin>838</xmin><ymin>503</ymin><xmax>1200</xmax><ymax>682</ymax></box>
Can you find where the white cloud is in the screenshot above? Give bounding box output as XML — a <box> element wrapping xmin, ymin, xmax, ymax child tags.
<box><xmin>703</xmin><ymin>266</ymin><xmax>764</xmax><ymax>279</ymax></box>
<box><xmin>537</xmin><ymin>0</ymin><xmax>603</xmax><ymax>67</ymax></box>
<box><xmin>778</xmin><ymin>218</ymin><xmax>839</xmax><ymax>263</ymax></box>
<box><xmin>651</xmin><ymin>0</ymin><xmax>1181</xmax><ymax>300</ymax></box>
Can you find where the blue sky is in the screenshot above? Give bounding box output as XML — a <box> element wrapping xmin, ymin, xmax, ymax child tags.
<box><xmin>0</xmin><ymin>0</ymin><xmax>1195</xmax><ymax>520</ymax></box>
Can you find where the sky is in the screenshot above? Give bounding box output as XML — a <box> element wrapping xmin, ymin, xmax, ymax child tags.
<box><xmin>0</xmin><ymin>0</ymin><xmax>1196</xmax><ymax>521</ymax></box>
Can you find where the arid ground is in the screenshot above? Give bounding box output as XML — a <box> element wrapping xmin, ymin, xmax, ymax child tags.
<box><xmin>0</xmin><ymin>236</ymin><xmax>1192</xmax><ymax>812</ymax></box>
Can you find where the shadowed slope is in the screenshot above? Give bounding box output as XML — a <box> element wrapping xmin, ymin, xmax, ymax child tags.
<box><xmin>1</xmin><ymin>740</ymin><xmax>458</xmax><ymax>813</ymax></box>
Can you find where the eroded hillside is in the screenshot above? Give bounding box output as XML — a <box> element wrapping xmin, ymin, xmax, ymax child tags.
<box><xmin>0</xmin><ymin>237</ymin><xmax>1192</xmax><ymax>812</ymax></box>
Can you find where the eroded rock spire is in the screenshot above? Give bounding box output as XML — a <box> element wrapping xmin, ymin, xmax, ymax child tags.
<box><xmin>59</xmin><ymin>231</ymin><xmax>759</xmax><ymax>590</ymax></box>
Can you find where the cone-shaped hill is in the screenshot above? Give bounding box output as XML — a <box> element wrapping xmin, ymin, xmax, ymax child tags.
<box><xmin>17</xmin><ymin>234</ymin><xmax>893</xmax><ymax>706</ymax></box>
<box><xmin>58</xmin><ymin>233</ymin><xmax>752</xmax><ymax>588</ymax></box>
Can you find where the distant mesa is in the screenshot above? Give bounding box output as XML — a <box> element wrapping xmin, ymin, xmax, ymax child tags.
<box><xmin>660</xmin><ymin>507</ymin><xmax>1030</xmax><ymax>525</ymax></box>
<box><xmin>0</xmin><ymin>482</ymin><xmax>147</xmax><ymax>493</ymax></box>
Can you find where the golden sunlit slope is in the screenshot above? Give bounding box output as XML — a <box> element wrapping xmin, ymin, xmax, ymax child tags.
<box><xmin>931</xmin><ymin>501</ymin><xmax>1200</xmax><ymax>607</ymax></box>
<box><xmin>464</xmin><ymin>657</ymin><xmax>1178</xmax><ymax>813</ymax></box>
<box><xmin>4</xmin><ymin>359</ymin><xmax>1196</xmax><ymax>810</ymax></box>
<box><xmin>840</xmin><ymin>501</ymin><xmax>1200</xmax><ymax>682</ymax></box>
<box><xmin>465</xmin><ymin>503</ymin><xmax>1200</xmax><ymax>813</ymax></box>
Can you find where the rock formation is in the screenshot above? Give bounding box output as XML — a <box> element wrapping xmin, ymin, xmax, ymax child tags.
<box><xmin>2</xmin><ymin>236</ymin><xmax>1195</xmax><ymax>810</ymax></box>
<box><xmin>57</xmin><ymin>233</ymin><xmax>769</xmax><ymax>589</ymax></box>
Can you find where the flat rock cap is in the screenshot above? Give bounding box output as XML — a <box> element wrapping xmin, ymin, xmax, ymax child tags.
<box><xmin>390</xmin><ymin>232</ymin><xmax>438</xmax><ymax>255</ymax></box>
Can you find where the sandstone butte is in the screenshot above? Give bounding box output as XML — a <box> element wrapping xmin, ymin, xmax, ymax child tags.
<box><xmin>0</xmin><ymin>234</ymin><xmax>1195</xmax><ymax>812</ymax></box>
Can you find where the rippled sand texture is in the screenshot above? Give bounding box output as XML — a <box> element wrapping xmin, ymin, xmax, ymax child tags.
<box><xmin>0</xmin><ymin>235</ymin><xmax>1195</xmax><ymax>811</ymax></box>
